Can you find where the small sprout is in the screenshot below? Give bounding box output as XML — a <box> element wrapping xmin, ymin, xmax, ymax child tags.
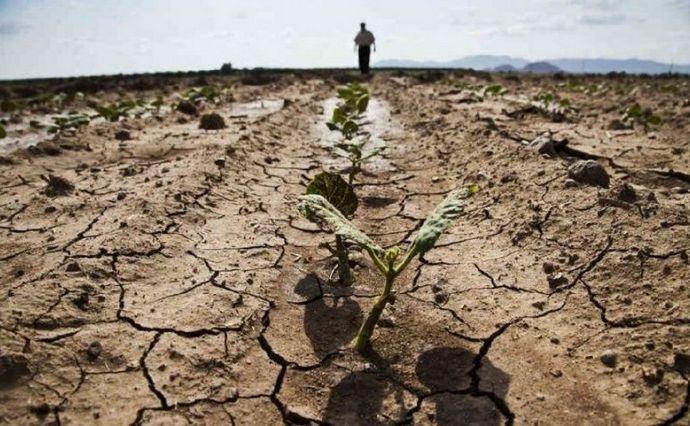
<box><xmin>96</xmin><ymin>101</ymin><xmax>142</xmax><ymax>122</ymax></box>
<box><xmin>622</xmin><ymin>103</ymin><xmax>661</xmax><ymax>128</ymax></box>
<box><xmin>199</xmin><ymin>113</ymin><xmax>226</xmax><ymax>130</ymax></box>
<box><xmin>48</xmin><ymin>113</ymin><xmax>90</xmax><ymax>134</ymax></box>
<box><xmin>325</xmin><ymin>83</ymin><xmax>384</xmax><ymax>184</ymax></box>
<box><xmin>306</xmin><ymin>172</ymin><xmax>358</xmax><ymax>285</ymax></box>
<box><xmin>299</xmin><ymin>184</ymin><xmax>479</xmax><ymax>351</ymax></box>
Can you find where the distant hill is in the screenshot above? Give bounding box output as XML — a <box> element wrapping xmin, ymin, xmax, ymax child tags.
<box><xmin>376</xmin><ymin>55</ymin><xmax>690</xmax><ymax>74</ymax></box>
<box><xmin>522</xmin><ymin>62</ymin><xmax>561</xmax><ymax>74</ymax></box>
<box><xmin>493</xmin><ymin>64</ymin><xmax>518</xmax><ymax>72</ymax></box>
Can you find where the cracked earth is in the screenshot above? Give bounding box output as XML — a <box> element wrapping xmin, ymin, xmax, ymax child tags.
<box><xmin>1</xmin><ymin>71</ymin><xmax>689</xmax><ymax>425</ymax></box>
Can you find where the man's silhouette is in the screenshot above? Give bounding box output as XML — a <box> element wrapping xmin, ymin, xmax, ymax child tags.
<box><xmin>354</xmin><ymin>22</ymin><xmax>375</xmax><ymax>74</ymax></box>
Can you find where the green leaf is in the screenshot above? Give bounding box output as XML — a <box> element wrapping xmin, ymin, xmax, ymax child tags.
<box><xmin>646</xmin><ymin>114</ymin><xmax>661</xmax><ymax>125</ymax></box>
<box><xmin>332</xmin><ymin>107</ymin><xmax>346</xmax><ymax>124</ymax></box>
<box><xmin>342</xmin><ymin>120</ymin><xmax>358</xmax><ymax>137</ymax></box>
<box><xmin>337</xmin><ymin>87</ymin><xmax>354</xmax><ymax>100</ymax></box>
<box><xmin>356</xmin><ymin>94</ymin><xmax>369</xmax><ymax>114</ymax></box>
<box><xmin>326</xmin><ymin>122</ymin><xmax>339</xmax><ymax>131</ymax></box>
<box><xmin>408</xmin><ymin>184</ymin><xmax>479</xmax><ymax>256</ymax></box>
<box><xmin>0</xmin><ymin>125</ymin><xmax>6</xmax><ymax>139</ymax></box>
<box><xmin>298</xmin><ymin>194</ymin><xmax>384</xmax><ymax>258</ymax></box>
<box><xmin>306</xmin><ymin>172</ymin><xmax>358</xmax><ymax>217</ymax></box>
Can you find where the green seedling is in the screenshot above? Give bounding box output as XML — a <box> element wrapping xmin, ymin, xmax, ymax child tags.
<box><xmin>96</xmin><ymin>100</ymin><xmax>143</xmax><ymax>122</ymax></box>
<box><xmin>1</xmin><ymin>99</ymin><xmax>18</xmax><ymax>113</ymax></box>
<box><xmin>0</xmin><ymin>125</ymin><xmax>6</xmax><ymax>139</ymax></box>
<box><xmin>48</xmin><ymin>113</ymin><xmax>90</xmax><ymax>134</ymax></box>
<box><xmin>183</xmin><ymin>85</ymin><xmax>232</xmax><ymax>104</ymax></box>
<box><xmin>326</xmin><ymin>83</ymin><xmax>384</xmax><ymax>184</ymax></box>
<box><xmin>306</xmin><ymin>172</ymin><xmax>358</xmax><ymax>285</ymax></box>
<box><xmin>299</xmin><ymin>184</ymin><xmax>479</xmax><ymax>352</ymax></box>
<box><xmin>622</xmin><ymin>103</ymin><xmax>661</xmax><ymax>128</ymax></box>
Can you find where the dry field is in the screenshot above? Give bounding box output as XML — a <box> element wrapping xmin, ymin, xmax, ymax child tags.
<box><xmin>1</xmin><ymin>70</ymin><xmax>688</xmax><ymax>425</ymax></box>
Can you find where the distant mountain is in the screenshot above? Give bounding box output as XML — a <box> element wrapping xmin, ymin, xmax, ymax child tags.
<box><xmin>523</xmin><ymin>61</ymin><xmax>561</xmax><ymax>74</ymax></box>
<box><xmin>493</xmin><ymin>64</ymin><xmax>518</xmax><ymax>72</ymax></box>
<box><xmin>375</xmin><ymin>55</ymin><xmax>690</xmax><ymax>74</ymax></box>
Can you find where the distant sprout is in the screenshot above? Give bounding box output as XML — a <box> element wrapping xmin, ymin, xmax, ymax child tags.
<box><xmin>1</xmin><ymin>99</ymin><xmax>17</xmax><ymax>113</ymax></box>
<box><xmin>183</xmin><ymin>85</ymin><xmax>232</xmax><ymax>104</ymax></box>
<box><xmin>622</xmin><ymin>103</ymin><xmax>661</xmax><ymax>128</ymax></box>
<box><xmin>199</xmin><ymin>113</ymin><xmax>226</xmax><ymax>130</ymax></box>
<box><xmin>325</xmin><ymin>83</ymin><xmax>384</xmax><ymax>184</ymax></box>
<box><xmin>48</xmin><ymin>112</ymin><xmax>90</xmax><ymax>134</ymax></box>
<box><xmin>298</xmin><ymin>184</ymin><xmax>479</xmax><ymax>352</ymax></box>
<box><xmin>29</xmin><ymin>120</ymin><xmax>43</xmax><ymax>129</ymax></box>
<box><xmin>96</xmin><ymin>100</ymin><xmax>142</xmax><ymax>122</ymax></box>
<box><xmin>306</xmin><ymin>172</ymin><xmax>358</xmax><ymax>285</ymax></box>
<box><xmin>481</xmin><ymin>84</ymin><xmax>508</xmax><ymax>97</ymax></box>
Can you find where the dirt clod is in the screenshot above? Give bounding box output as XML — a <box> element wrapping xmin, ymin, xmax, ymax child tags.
<box><xmin>114</xmin><ymin>129</ymin><xmax>131</xmax><ymax>141</ymax></box>
<box><xmin>176</xmin><ymin>101</ymin><xmax>198</xmax><ymax>116</ymax></box>
<box><xmin>86</xmin><ymin>341</ymin><xmax>102</xmax><ymax>361</ymax></box>
<box><xmin>43</xmin><ymin>174</ymin><xmax>74</xmax><ymax>197</ymax></box>
<box><xmin>600</xmin><ymin>350</ymin><xmax>618</xmax><ymax>368</ymax></box>
<box><xmin>567</xmin><ymin>160</ymin><xmax>610</xmax><ymax>188</ymax></box>
<box><xmin>199</xmin><ymin>113</ymin><xmax>226</xmax><ymax>130</ymax></box>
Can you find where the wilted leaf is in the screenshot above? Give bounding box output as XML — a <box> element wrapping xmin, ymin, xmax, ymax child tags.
<box><xmin>408</xmin><ymin>184</ymin><xmax>479</xmax><ymax>256</ymax></box>
<box><xmin>306</xmin><ymin>172</ymin><xmax>358</xmax><ymax>217</ymax></box>
<box><xmin>298</xmin><ymin>194</ymin><xmax>384</xmax><ymax>257</ymax></box>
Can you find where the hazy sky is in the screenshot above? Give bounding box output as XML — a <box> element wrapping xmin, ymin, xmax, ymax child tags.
<box><xmin>1</xmin><ymin>0</ymin><xmax>689</xmax><ymax>79</ymax></box>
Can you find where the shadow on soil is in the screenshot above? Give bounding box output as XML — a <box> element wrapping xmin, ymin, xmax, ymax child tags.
<box><xmin>322</xmin><ymin>346</ymin><xmax>509</xmax><ymax>425</ymax></box>
<box><xmin>294</xmin><ymin>273</ymin><xmax>363</xmax><ymax>358</ymax></box>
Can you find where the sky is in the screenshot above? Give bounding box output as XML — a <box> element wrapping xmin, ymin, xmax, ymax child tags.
<box><xmin>0</xmin><ymin>0</ymin><xmax>689</xmax><ymax>79</ymax></box>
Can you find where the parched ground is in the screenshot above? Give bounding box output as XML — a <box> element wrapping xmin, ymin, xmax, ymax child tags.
<box><xmin>1</xmin><ymin>71</ymin><xmax>689</xmax><ymax>425</ymax></box>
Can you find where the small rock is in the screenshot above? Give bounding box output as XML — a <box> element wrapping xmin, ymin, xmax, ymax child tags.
<box><xmin>117</xmin><ymin>192</ymin><xmax>126</xmax><ymax>201</ymax></box>
<box><xmin>44</xmin><ymin>205</ymin><xmax>57</xmax><ymax>214</ymax></box>
<box><xmin>114</xmin><ymin>130</ymin><xmax>131</xmax><ymax>141</ymax></box>
<box><xmin>641</xmin><ymin>366</ymin><xmax>664</xmax><ymax>385</ymax></box>
<box><xmin>567</xmin><ymin>160</ymin><xmax>610</xmax><ymax>188</ymax></box>
<box><xmin>600</xmin><ymin>349</ymin><xmax>617</xmax><ymax>367</ymax></box>
<box><xmin>43</xmin><ymin>174</ymin><xmax>75</xmax><ymax>197</ymax></box>
<box><xmin>674</xmin><ymin>352</ymin><xmax>690</xmax><ymax>375</ymax></box>
<box><xmin>564</xmin><ymin>178</ymin><xmax>578</xmax><ymax>188</ymax></box>
<box><xmin>547</xmin><ymin>273</ymin><xmax>568</xmax><ymax>289</ymax></box>
<box><xmin>86</xmin><ymin>341</ymin><xmax>102</xmax><ymax>360</ymax></box>
<box><xmin>529</xmin><ymin>132</ymin><xmax>557</xmax><ymax>156</ymax></box>
<box><xmin>542</xmin><ymin>261</ymin><xmax>556</xmax><ymax>274</ymax></box>
<box><xmin>432</xmin><ymin>279</ymin><xmax>446</xmax><ymax>293</ymax></box>
<box><xmin>214</xmin><ymin>157</ymin><xmax>226</xmax><ymax>168</ymax></box>
<box><xmin>66</xmin><ymin>262</ymin><xmax>81</xmax><ymax>272</ymax></box>
<box><xmin>550</xmin><ymin>369</ymin><xmax>563</xmax><ymax>378</ymax></box>
<box><xmin>607</xmin><ymin>119</ymin><xmax>630</xmax><ymax>130</ymax></box>
<box><xmin>176</xmin><ymin>101</ymin><xmax>197</xmax><ymax>116</ymax></box>
<box><xmin>434</xmin><ymin>291</ymin><xmax>448</xmax><ymax>304</ymax></box>
<box><xmin>199</xmin><ymin>113</ymin><xmax>226</xmax><ymax>130</ymax></box>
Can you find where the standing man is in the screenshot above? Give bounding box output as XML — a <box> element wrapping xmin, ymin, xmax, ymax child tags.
<box><xmin>354</xmin><ymin>22</ymin><xmax>375</xmax><ymax>74</ymax></box>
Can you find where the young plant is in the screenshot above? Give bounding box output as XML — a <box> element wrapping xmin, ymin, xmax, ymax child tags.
<box><xmin>48</xmin><ymin>112</ymin><xmax>90</xmax><ymax>134</ymax></box>
<box><xmin>326</xmin><ymin>83</ymin><xmax>384</xmax><ymax>184</ymax></box>
<box><xmin>0</xmin><ymin>125</ymin><xmax>6</xmax><ymax>139</ymax></box>
<box><xmin>305</xmin><ymin>172</ymin><xmax>358</xmax><ymax>285</ymax></box>
<box><xmin>298</xmin><ymin>184</ymin><xmax>479</xmax><ymax>352</ymax></box>
<box><xmin>96</xmin><ymin>101</ymin><xmax>142</xmax><ymax>122</ymax></box>
<box><xmin>622</xmin><ymin>103</ymin><xmax>661</xmax><ymax>128</ymax></box>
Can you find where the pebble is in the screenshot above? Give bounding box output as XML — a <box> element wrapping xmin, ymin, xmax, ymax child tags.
<box><xmin>564</xmin><ymin>178</ymin><xmax>578</xmax><ymax>188</ymax></box>
<box><xmin>600</xmin><ymin>349</ymin><xmax>617</xmax><ymax>367</ymax></box>
<box><xmin>547</xmin><ymin>273</ymin><xmax>568</xmax><ymax>289</ymax></box>
<box><xmin>86</xmin><ymin>341</ymin><xmax>102</xmax><ymax>360</ymax></box>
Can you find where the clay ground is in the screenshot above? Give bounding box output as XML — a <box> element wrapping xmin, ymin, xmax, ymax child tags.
<box><xmin>1</xmin><ymin>71</ymin><xmax>689</xmax><ymax>425</ymax></box>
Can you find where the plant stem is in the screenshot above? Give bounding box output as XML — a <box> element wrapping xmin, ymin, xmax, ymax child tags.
<box><xmin>335</xmin><ymin>235</ymin><xmax>351</xmax><ymax>286</ymax></box>
<box><xmin>352</xmin><ymin>271</ymin><xmax>395</xmax><ymax>352</ymax></box>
